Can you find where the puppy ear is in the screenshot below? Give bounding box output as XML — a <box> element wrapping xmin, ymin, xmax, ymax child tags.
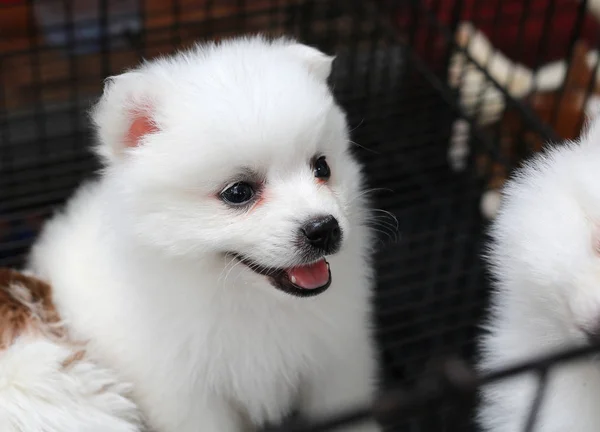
<box><xmin>286</xmin><ymin>43</ymin><xmax>334</xmax><ymax>82</ymax></box>
<box><xmin>91</xmin><ymin>71</ymin><xmax>160</xmax><ymax>164</ymax></box>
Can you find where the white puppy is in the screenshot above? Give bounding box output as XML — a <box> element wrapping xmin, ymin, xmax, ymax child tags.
<box><xmin>478</xmin><ymin>118</ymin><xmax>600</xmax><ymax>431</ymax></box>
<box><xmin>28</xmin><ymin>36</ymin><xmax>379</xmax><ymax>432</ymax></box>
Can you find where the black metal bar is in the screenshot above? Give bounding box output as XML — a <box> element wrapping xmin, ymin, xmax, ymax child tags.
<box><xmin>63</xmin><ymin>0</ymin><xmax>81</xmax><ymax>153</ymax></box>
<box><xmin>237</xmin><ymin>0</ymin><xmax>246</xmax><ymax>35</ymax></box>
<box><xmin>523</xmin><ymin>368</ymin><xmax>549</xmax><ymax>432</ymax></box>
<box><xmin>508</xmin><ymin>0</ymin><xmax>536</xmax><ymax>159</ymax></box>
<box><xmin>362</xmin><ymin>2</ymin><xmax>379</xmax><ymax>100</ymax></box>
<box><xmin>471</xmin><ymin>0</ymin><xmax>505</xmax><ymax>166</ymax></box>
<box><xmin>349</xmin><ymin>0</ymin><xmax>362</xmax><ymax>99</ymax></box>
<box><xmin>204</xmin><ymin>0</ymin><xmax>215</xmax><ymax>40</ymax></box>
<box><xmin>511</xmin><ymin>0</ymin><xmax>558</xmax><ymax>157</ymax></box>
<box><xmin>483</xmin><ymin>343</ymin><xmax>600</xmax><ymax>384</ymax></box>
<box><xmin>550</xmin><ymin>0</ymin><xmax>589</xmax><ymax>126</ymax></box>
<box><xmin>170</xmin><ymin>0</ymin><xmax>181</xmax><ymax>48</ymax></box>
<box><xmin>98</xmin><ymin>0</ymin><xmax>111</xmax><ymax>79</ymax></box>
<box><xmin>441</xmin><ymin>0</ymin><xmax>464</xmax><ymax>82</ymax></box>
<box><xmin>506</xmin><ymin>0</ymin><xmax>532</xmax><ymax>91</ymax></box>
<box><xmin>529</xmin><ymin>0</ymin><xmax>558</xmax><ymax>82</ymax></box>
<box><xmin>25</xmin><ymin>0</ymin><xmax>47</xmax><ymax>160</ymax></box>
<box><xmin>466</xmin><ymin>0</ymin><xmax>496</xmax><ymax>120</ymax></box>
<box><xmin>407</xmin><ymin>0</ymin><xmax>420</xmax><ymax>52</ymax></box>
<box><xmin>268</xmin><ymin>0</ymin><xmax>278</xmax><ymax>35</ymax></box>
<box><xmin>0</xmin><ymin>52</ymin><xmax>12</xmax><ymax>171</ymax></box>
<box><xmin>577</xmin><ymin>40</ymin><xmax>600</xmax><ymax>133</ymax></box>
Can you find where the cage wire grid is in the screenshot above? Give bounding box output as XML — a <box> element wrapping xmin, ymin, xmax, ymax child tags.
<box><xmin>2</xmin><ymin>0</ymin><xmax>600</xmax><ymax>431</ymax></box>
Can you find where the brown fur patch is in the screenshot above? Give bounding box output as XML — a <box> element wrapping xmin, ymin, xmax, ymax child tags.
<box><xmin>61</xmin><ymin>349</ymin><xmax>87</xmax><ymax>369</ymax></box>
<box><xmin>0</xmin><ymin>268</ymin><xmax>66</xmax><ymax>350</ymax></box>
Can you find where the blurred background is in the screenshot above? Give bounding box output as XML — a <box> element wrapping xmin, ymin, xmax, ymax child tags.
<box><xmin>1</xmin><ymin>0</ymin><xmax>598</xmax><ymax>430</ymax></box>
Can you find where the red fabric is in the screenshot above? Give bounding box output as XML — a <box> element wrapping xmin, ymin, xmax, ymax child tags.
<box><xmin>388</xmin><ymin>0</ymin><xmax>600</xmax><ymax>68</ymax></box>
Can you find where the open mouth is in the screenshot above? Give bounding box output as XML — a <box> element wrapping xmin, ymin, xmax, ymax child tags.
<box><xmin>232</xmin><ymin>255</ymin><xmax>332</xmax><ymax>297</ymax></box>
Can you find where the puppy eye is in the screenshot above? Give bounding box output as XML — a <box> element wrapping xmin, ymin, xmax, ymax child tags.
<box><xmin>220</xmin><ymin>182</ymin><xmax>255</xmax><ymax>205</ymax></box>
<box><xmin>313</xmin><ymin>156</ymin><xmax>331</xmax><ymax>179</ymax></box>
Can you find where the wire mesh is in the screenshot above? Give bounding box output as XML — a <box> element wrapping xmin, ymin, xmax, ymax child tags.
<box><xmin>2</xmin><ymin>0</ymin><xmax>600</xmax><ymax>431</ymax></box>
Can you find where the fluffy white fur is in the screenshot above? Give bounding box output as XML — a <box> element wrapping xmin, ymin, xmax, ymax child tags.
<box><xmin>478</xmin><ymin>117</ymin><xmax>600</xmax><ymax>431</ymax></box>
<box><xmin>28</xmin><ymin>36</ymin><xmax>379</xmax><ymax>432</ymax></box>
<box><xmin>0</xmin><ymin>337</ymin><xmax>142</xmax><ymax>432</ymax></box>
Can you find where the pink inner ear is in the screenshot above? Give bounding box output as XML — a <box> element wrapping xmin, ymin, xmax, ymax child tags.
<box><xmin>125</xmin><ymin>112</ymin><xmax>159</xmax><ymax>148</ymax></box>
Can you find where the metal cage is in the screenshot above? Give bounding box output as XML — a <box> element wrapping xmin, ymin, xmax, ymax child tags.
<box><xmin>1</xmin><ymin>0</ymin><xmax>599</xmax><ymax>431</ymax></box>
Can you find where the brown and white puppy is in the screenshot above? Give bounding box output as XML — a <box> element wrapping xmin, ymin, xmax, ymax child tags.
<box><xmin>0</xmin><ymin>269</ymin><xmax>142</xmax><ymax>432</ymax></box>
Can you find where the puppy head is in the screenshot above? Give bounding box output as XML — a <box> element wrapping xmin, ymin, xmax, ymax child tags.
<box><xmin>92</xmin><ymin>36</ymin><xmax>365</xmax><ymax>297</ymax></box>
<box><xmin>489</xmin><ymin>119</ymin><xmax>600</xmax><ymax>343</ymax></box>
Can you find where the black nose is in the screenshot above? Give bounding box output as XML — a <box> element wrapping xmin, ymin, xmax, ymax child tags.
<box><xmin>301</xmin><ymin>215</ymin><xmax>342</xmax><ymax>254</ymax></box>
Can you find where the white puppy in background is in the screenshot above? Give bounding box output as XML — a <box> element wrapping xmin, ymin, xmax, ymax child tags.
<box><xmin>28</xmin><ymin>36</ymin><xmax>380</xmax><ymax>432</ymax></box>
<box><xmin>478</xmin><ymin>117</ymin><xmax>600</xmax><ymax>431</ymax></box>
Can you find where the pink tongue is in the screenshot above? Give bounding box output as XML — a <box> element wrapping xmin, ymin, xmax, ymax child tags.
<box><xmin>286</xmin><ymin>259</ymin><xmax>330</xmax><ymax>289</ymax></box>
